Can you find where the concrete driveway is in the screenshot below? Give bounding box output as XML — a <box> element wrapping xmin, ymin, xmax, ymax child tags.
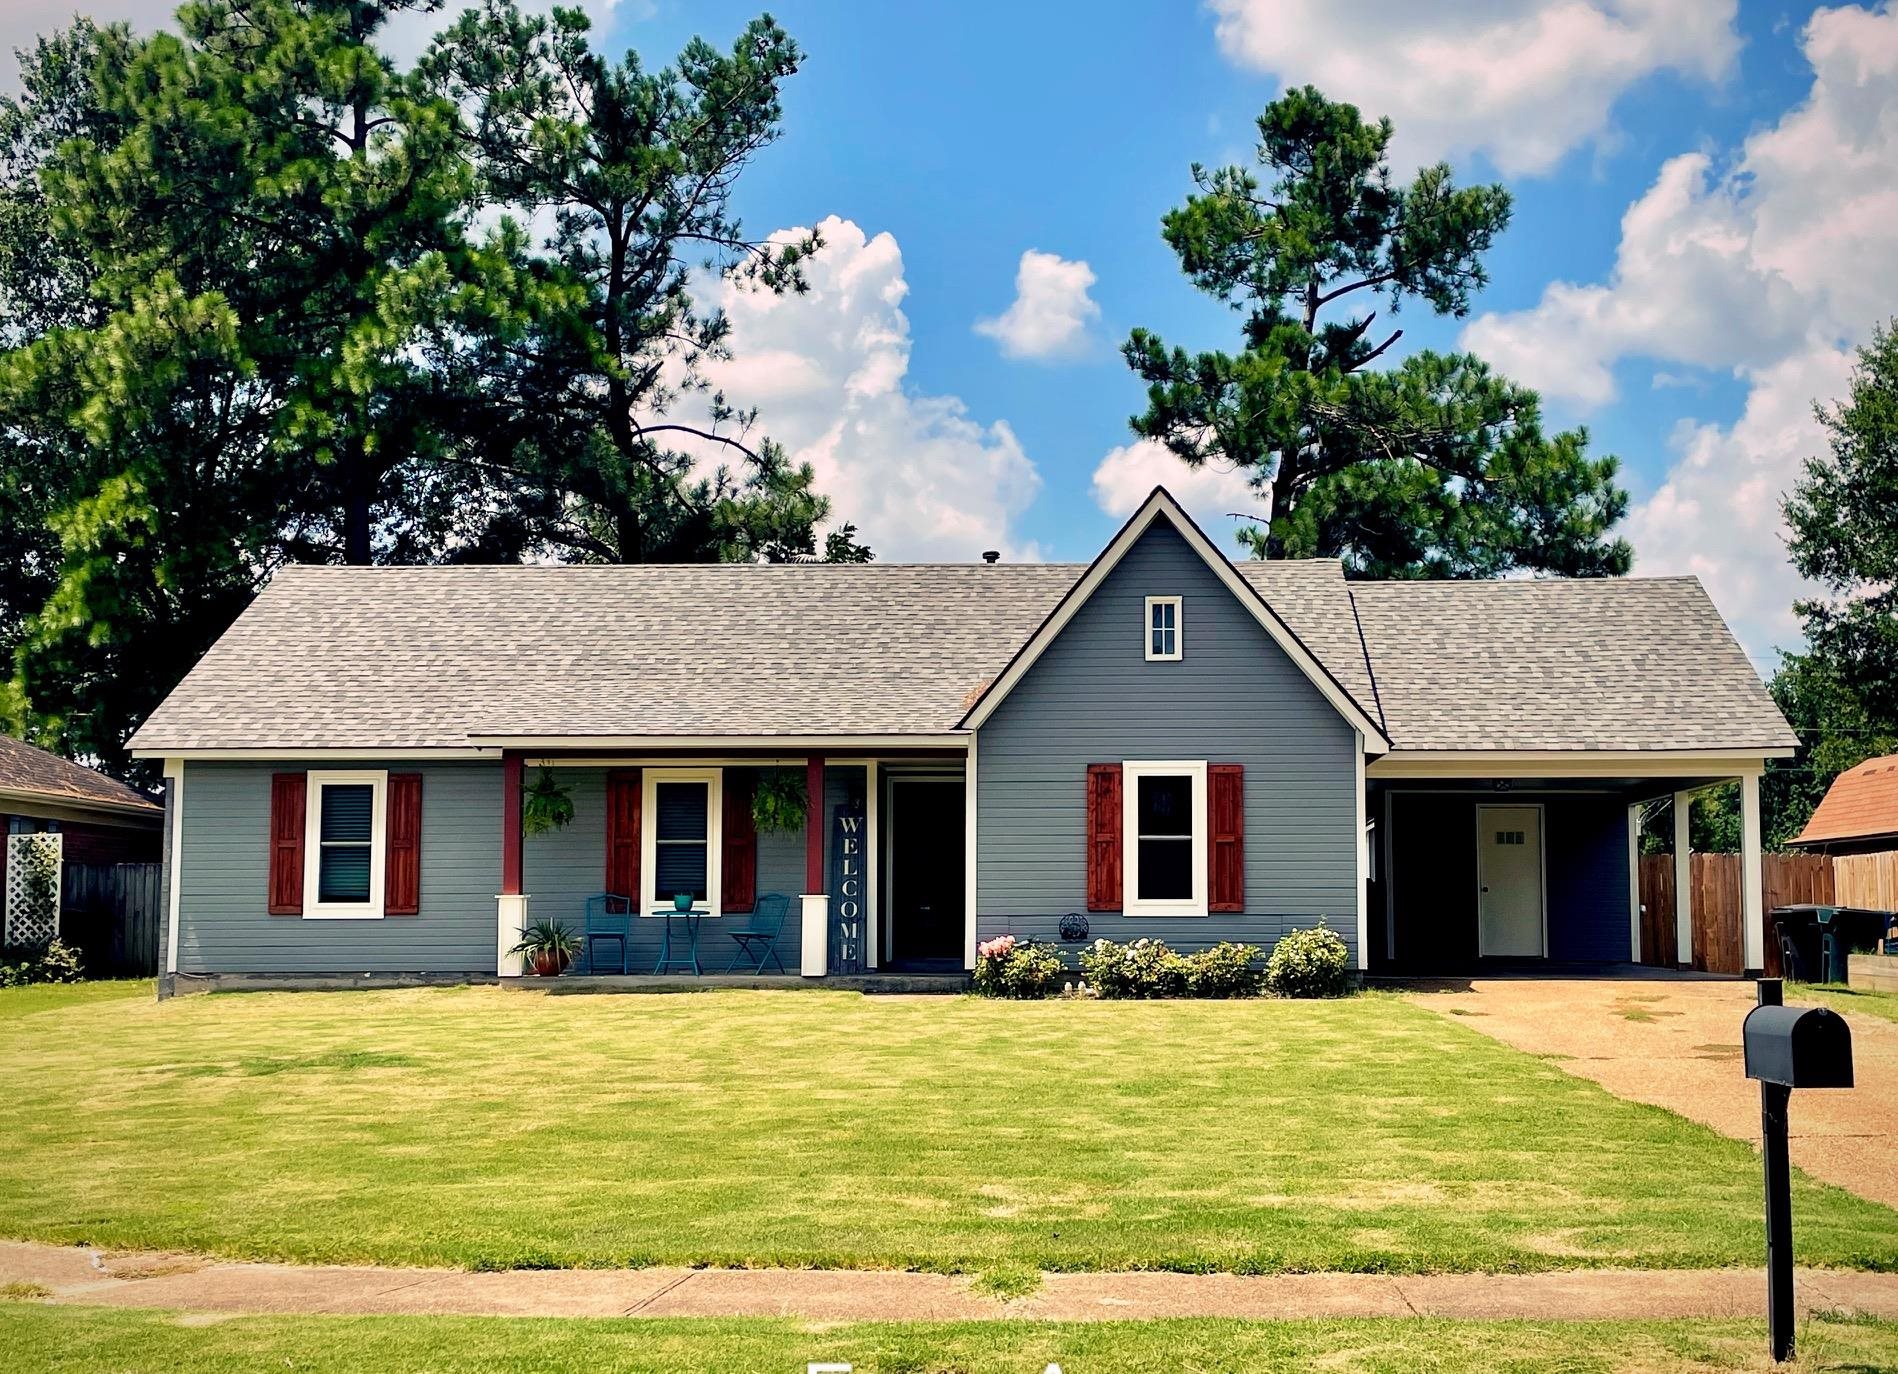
<box><xmin>1404</xmin><ymin>978</ymin><xmax>1898</xmax><ymax>1208</ymax></box>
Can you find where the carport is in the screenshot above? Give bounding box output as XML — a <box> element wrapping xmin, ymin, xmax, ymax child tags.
<box><xmin>1367</xmin><ymin>750</ymin><xmax>1780</xmax><ymax>975</ymax></box>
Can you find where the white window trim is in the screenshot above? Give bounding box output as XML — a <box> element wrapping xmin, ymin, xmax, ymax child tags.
<box><xmin>303</xmin><ymin>770</ymin><xmax>387</xmax><ymax>920</ymax></box>
<box><xmin>1122</xmin><ymin>760</ymin><xmax>1207</xmax><ymax>916</ymax></box>
<box><xmin>1144</xmin><ymin>596</ymin><xmax>1183</xmax><ymax>661</ymax></box>
<box><xmin>640</xmin><ymin>767</ymin><xmax>723</xmax><ymax>919</ymax></box>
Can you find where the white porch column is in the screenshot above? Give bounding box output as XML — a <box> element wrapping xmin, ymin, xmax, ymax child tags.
<box><xmin>1742</xmin><ymin>771</ymin><xmax>1765</xmax><ymax>973</ymax></box>
<box><xmin>1355</xmin><ymin>735</ymin><xmax>1369</xmax><ymax>971</ymax></box>
<box><xmin>1673</xmin><ymin>790</ymin><xmax>1695</xmax><ymax>968</ymax></box>
<box><xmin>1626</xmin><ymin>802</ymin><xmax>1642</xmax><ymax>962</ymax></box>
<box><xmin>964</xmin><ymin>732</ymin><xmax>979</xmax><ymax>971</ymax></box>
<box><xmin>800</xmin><ymin>894</ymin><xmax>829</xmax><ymax>976</ymax></box>
<box><xmin>497</xmin><ymin>894</ymin><xmax>529</xmax><ymax>977</ymax></box>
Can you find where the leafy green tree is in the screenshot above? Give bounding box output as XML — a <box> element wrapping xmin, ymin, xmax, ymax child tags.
<box><xmin>1785</xmin><ymin>322</ymin><xmax>1898</xmax><ymax>724</ymax></box>
<box><xmin>1</xmin><ymin>0</ymin><xmax>486</xmax><ymax>771</ymax></box>
<box><xmin>1125</xmin><ymin>87</ymin><xmax>1630</xmax><ymax>578</ymax></box>
<box><xmin>424</xmin><ymin>2</ymin><xmax>856</xmax><ymax>563</ymax></box>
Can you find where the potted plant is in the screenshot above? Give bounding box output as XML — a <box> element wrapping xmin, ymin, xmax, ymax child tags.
<box><xmin>521</xmin><ymin>768</ymin><xmax>576</xmax><ymax>835</ymax></box>
<box><xmin>510</xmin><ymin>918</ymin><xmax>580</xmax><ymax>976</ymax></box>
<box><xmin>672</xmin><ymin>892</ymin><xmax>695</xmax><ymax>912</ymax></box>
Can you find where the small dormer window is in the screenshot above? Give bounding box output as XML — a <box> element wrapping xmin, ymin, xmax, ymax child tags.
<box><xmin>1145</xmin><ymin>596</ymin><xmax>1182</xmax><ymax>661</ymax></box>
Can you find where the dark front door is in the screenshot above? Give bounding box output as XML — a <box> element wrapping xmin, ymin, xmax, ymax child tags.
<box><xmin>887</xmin><ymin>777</ymin><xmax>964</xmax><ymax>967</ymax></box>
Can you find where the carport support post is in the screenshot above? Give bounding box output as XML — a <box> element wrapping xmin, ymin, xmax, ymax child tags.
<box><xmin>1757</xmin><ymin>978</ymin><xmax>1795</xmax><ymax>1362</ymax></box>
<box><xmin>1742</xmin><ymin>772</ymin><xmax>1765</xmax><ymax>974</ymax></box>
<box><xmin>1673</xmin><ymin>790</ymin><xmax>1695</xmax><ymax>967</ymax></box>
<box><xmin>800</xmin><ymin>755</ymin><xmax>828</xmax><ymax>977</ymax></box>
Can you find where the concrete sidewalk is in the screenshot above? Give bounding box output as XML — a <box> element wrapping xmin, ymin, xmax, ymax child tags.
<box><xmin>5</xmin><ymin>1242</ymin><xmax>1897</xmax><ymax>1323</ymax></box>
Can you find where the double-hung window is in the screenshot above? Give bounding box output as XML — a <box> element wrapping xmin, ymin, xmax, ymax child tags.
<box><xmin>641</xmin><ymin>769</ymin><xmax>723</xmax><ymax>916</ymax></box>
<box><xmin>304</xmin><ymin>771</ymin><xmax>386</xmax><ymax>918</ymax></box>
<box><xmin>1122</xmin><ymin>760</ymin><xmax>1207</xmax><ymax>916</ymax></box>
<box><xmin>1144</xmin><ymin>596</ymin><xmax>1182</xmax><ymax>661</ymax></box>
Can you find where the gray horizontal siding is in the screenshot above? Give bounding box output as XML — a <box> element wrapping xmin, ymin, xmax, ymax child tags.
<box><xmin>525</xmin><ymin>767</ymin><xmax>810</xmax><ymax>974</ymax></box>
<box><xmin>176</xmin><ymin>761</ymin><xmax>500</xmax><ymax>974</ymax></box>
<box><xmin>976</xmin><ymin>518</ymin><xmax>1360</xmax><ymax>961</ymax></box>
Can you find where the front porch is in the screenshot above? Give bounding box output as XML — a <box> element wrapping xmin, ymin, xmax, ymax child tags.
<box><xmin>495</xmin><ymin>749</ymin><xmax>971</xmax><ymax>979</ymax></box>
<box><xmin>1369</xmin><ymin>753</ymin><xmax>1773</xmax><ymax>977</ymax></box>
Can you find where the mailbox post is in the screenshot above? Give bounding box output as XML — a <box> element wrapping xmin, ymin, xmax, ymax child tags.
<box><xmin>1742</xmin><ymin>978</ymin><xmax>1854</xmax><ymax>1362</ymax></box>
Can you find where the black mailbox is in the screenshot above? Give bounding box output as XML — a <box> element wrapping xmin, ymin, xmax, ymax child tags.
<box><xmin>1743</xmin><ymin>1004</ymin><xmax>1854</xmax><ymax>1089</ymax></box>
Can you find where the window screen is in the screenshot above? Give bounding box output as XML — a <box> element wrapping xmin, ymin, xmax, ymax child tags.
<box><xmin>317</xmin><ymin>783</ymin><xmax>374</xmax><ymax>903</ymax></box>
<box><xmin>1135</xmin><ymin>773</ymin><xmax>1193</xmax><ymax>901</ymax></box>
<box><xmin>654</xmin><ymin>780</ymin><xmax>710</xmax><ymax>903</ymax></box>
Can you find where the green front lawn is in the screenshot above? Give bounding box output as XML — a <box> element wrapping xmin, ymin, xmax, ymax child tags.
<box><xmin>1787</xmin><ymin>981</ymin><xmax>1898</xmax><ymax>1025</ymax></box>
<box><xmin>6</xmin><ymin>1303</ymin><xmax>1898</xmax><ymax>1374</ymax></box>
<box><xmin>1</xmin><ymin>984</ymin><xmax>1893</xmax><ymax>1274</ymax></box>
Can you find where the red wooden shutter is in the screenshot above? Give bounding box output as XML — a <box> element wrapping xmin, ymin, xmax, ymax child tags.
<box><xmin>1086</xmin><ymin>763</ymin><xmax>1122</xmax><ymax>912</ymax></box>
<box><xmin>605</xmin><ymin>768</ymin><xmax>642</xmax><ymax>902</ymax></box>
<box><xmin>385</xmin><ymin>773</ymin><xmax>423</xmax><ymax>916</ymax></box>
<box><xmin>722</xmin><ymin>771</ymin><xmax>758</xmax><ymax>913</ymax></box>
<box><xmin>1209</xmin><ymin>764</ymin><xmax>1245</xmax><ymax>912</ymax></box>
<box><xmin>267</xmin><ymin>772</ymin><xmax>306</xmax><ymax>915</ymax></box>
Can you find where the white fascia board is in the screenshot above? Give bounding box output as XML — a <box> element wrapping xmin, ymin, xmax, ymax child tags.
<box><xmin>958</xmin><ymin>487</ymin><xmax>1390</xmax><ymax>750</ymax></box>
<box><xmin>470</xmin><ymin>734</ymin><xmax>971</xmax><ymax>752</ymax></box>
<box><xmin>1368</xmin><ymin>749</ymin><xmax>1787</xmax><ymax>780</ymax></box>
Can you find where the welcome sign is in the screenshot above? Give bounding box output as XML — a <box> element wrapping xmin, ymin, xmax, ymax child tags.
<box><xmin>828</xmin><ymin>804</ymin><xmax>867</xmax><ymax>974</ymax></box>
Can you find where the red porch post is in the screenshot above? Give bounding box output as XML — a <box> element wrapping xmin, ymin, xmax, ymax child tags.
<box><xmin>805</xmin><ymin>754</ymin><xmax>825</xmax><ymax>893</ymax></box>
<box><xmin>501</xmin><ymin>751</ymin><xmax>524</xmax><ymax>896</ymax></box>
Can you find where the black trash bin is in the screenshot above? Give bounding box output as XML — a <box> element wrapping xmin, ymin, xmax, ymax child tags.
<box><xmin>1770</xmin><ymin>905</ymin><xmax>1895</xmax><ymax>984</ymax></box>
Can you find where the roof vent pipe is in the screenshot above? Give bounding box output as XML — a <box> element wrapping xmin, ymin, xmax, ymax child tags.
<box><xmin>982</xmin><ymin>550</ymin><xmax>1000</xmax><ymax>564</ymax></box>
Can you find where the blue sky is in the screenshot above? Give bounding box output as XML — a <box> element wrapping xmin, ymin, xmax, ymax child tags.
<box><xmin>6</xmin><ymin>0</ymin><xmax>1894</xmax><ymax>666</ymax></box>
<box><xmin>600</xmin><ymin>0</ymin><xmax>1897</xmax><ymax>668</ymax></box>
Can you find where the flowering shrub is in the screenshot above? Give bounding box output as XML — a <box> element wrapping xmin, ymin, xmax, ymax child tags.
<box><xmin>0</xmin><ymin>938</ymin><xmax>84</xmax><ymax>988</ymax></box>
<box><xmin>972</xmin><ymin>935</ymin><xmax>1066</xmax><ymax>999</ymax></box>
<box><xmin>1264</xmin><ymin>921</ymin><xmax>1353</xmax><ymax>998</ymax></box>
<box><xmin>1077</xmin><ymin>937</ymin><xmax>1188</xmax><ymax>999</ymax></box>
<box><xmin>1183</xmin><ymin>941</ymin><xmax>1264</xmax><ymax>998</ymax></box>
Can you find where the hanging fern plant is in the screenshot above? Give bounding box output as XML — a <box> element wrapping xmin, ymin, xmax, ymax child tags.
<box><xmin>521</xmin><ymin>767</ymin><xmax>576</xmax><ymax>836</ymax></box>
<box><xmin>751</xmin><ymin>768</ymin><xmax>808</xmax><ymax>835</ymax></box>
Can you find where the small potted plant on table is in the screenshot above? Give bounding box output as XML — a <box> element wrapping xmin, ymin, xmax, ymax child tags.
<box><xmin>511</xmin><ymin>918</ymin><xmax>581</xmax><ymax>976</ymax></box>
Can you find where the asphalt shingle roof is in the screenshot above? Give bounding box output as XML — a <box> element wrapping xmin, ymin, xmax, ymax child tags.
<box><xmin>0</xmin><ymin>735</ymin><xmax>159</xmax><ymax>813</ymax></box>
<box><xmin>1349</xmin><ymin>576</ymin><xmax>1797</xmax><ymax>752</ymax></box>
<box><xmin>129</xmin><ymin>560</ymin><xmax>1795</xmax><ymax>756</ymax></box>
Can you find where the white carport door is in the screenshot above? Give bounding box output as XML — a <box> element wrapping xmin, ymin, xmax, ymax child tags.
<box><xmin>1477</xmin><ymin>805</ymin><xmax>1545</xmax><ymax>957</ymax></box>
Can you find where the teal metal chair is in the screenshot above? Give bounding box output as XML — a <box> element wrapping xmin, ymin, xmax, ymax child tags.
<box><xmin>725</xmin><ymin>893</ymin><xmax>791</xmax><ymax>974</ymax></box>
<box><xmin>584</xmin><ymin>893</ymin><xmax>633</xmax><ymax>974</ymax></box>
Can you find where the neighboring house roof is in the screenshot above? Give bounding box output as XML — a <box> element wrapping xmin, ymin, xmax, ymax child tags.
<box><xmin>0</xmin><ymin>735</ymin><xmax>160</xmax><ymax>817</ymax></box>
<box><xmin>1792</xmin><ymin>754</ymin><xmax>1898</xmax><ymax>848</ymax></box>
<box><xmin>128</xmin><ymin>488</ymin><xmax>1796</xmax><ymax>758</ymax></box>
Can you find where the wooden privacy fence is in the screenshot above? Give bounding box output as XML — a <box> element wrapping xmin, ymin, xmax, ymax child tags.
<box><xmin>60</xmin><ymin>862</ymin><xmax>162</xmax><ymax>977</ymax></box>
<box><xmin>1834</xmin><ymin>851</ymin><xmax>1898</xmax><ymax>911</ymax></box>
<box><xmin>1638</xmin><ymin>851</ymin><xmax>1845</xmax><ymax>976</ymax></box>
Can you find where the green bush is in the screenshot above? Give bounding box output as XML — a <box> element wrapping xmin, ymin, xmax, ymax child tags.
<box><xmin>971</xmin><ymin>935</ymin><xmax>1066</xmax><ymax>999</ymax></box>
<box><xmin>1078</xmin><ymin>938</ymin><xmax>1188</xmax><ymax>999</ymax></box>
<box><xmin>1183</xmin><ymin>941</ymin><xmax>1264</xmax><ymax>998</ymax></box>
<box><xmin>1264</xmin><ymin>921</ymin><xmax>1353</xmax><ymax>998</ymax></box>
<box><xmin>0</xmin><ymin>938</ymin><xmax>84</xmax><ymax>988</ymax></box>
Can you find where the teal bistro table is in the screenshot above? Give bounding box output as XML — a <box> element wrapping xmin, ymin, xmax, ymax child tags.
<box><xmin>651</xmin><ymin>907</ymin><xmax>710</xmax><ymax>974</ymax></box>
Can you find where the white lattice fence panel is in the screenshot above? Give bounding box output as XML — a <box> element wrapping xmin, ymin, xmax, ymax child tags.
<box><xmin>4</xmin><ymin>832</ymin><xmax>62</xmax><ymax>946</ymax></box>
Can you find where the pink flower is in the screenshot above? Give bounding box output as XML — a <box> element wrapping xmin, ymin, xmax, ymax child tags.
<box><xmin>977</xmin><ymin>934</ymin><xmax>1017</xmax><ymax>960</ymax></box>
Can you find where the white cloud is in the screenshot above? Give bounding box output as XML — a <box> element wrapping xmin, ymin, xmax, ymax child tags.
<box><xmin>1207</xmin><ymin>0</ymin><xmax>1740</xmax><ymax>175</ymax></box>
<box><xmin>1461</xmin><ymin>3</ymin><xmax>1898</xmax><ymax>665</ymax></box>
<box><xmin>974</xmin><ymin>249</ymin><xmax>1101</xmax><ymax>361</ymax></box>
<box><xmin>1091</xmin><ymin>439</ymin><xmax>1265</xmax><ymax>551</ymax></box>
<box><xmin>698</xmin><ymin>216</ymin><xmax>1042</xmax><ymax>561</ymax></box>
